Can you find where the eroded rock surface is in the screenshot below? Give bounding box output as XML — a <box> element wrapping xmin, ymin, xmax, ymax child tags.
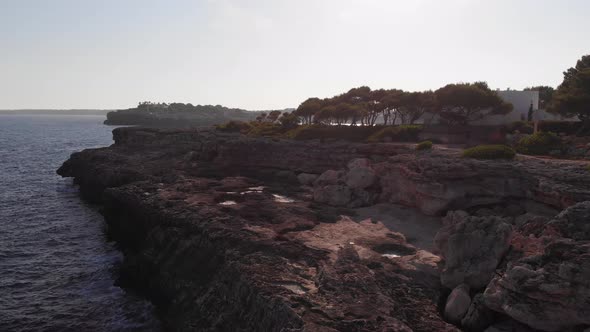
<box><xmin>58</xmin><ymin>128</ymin><xmax>460</xmax><ymax>331</ymax></box>
<box><xmin>461</xmin><ymin>293</ymin><xmax>494</xmax><ymax>332</ymax></box>
<box><xmin>435</xmin><ymin>216</ymin><xmax>513</xmax><ymax>289</ymax></box>
<box><xmin>57</xmin><ymin>127</ymin><xmax>590</xmax><ymax>331</ymax></box>
<box><xmin>444</xmin><ymin>284</ymin><xmax>471</xmax><ymax>324</ymax></box>
<box><xmin>483</xmin><ymin>202</ymin><xmax>590</xmax><ymax>332</ymax></box>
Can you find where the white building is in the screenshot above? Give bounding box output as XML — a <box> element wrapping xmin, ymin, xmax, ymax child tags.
<box><xmin>376</xmin><ymin>90</ymin><xmax>575</xmax><ymax>126</ymax></box>
<box><xmin>473</xmin><ymin>90</ymin><xmax>571</xmax><ymax>125</ymax></box>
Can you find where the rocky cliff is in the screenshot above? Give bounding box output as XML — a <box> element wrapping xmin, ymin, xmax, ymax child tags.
<box><xmin>58</xmin><ymin>127</ymin><xmax>590</xmax><ymax>331</ymax></box>
<box><xmin>103</xmin><ymin>105</ymin><xmax>267</xmax><ymax>127</ymax></box>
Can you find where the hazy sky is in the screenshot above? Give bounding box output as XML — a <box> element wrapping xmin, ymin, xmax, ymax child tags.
<box><xmin>1</xmin><ymin>0</ymin><xmax>588</xmax><ymax>110</ymax></box>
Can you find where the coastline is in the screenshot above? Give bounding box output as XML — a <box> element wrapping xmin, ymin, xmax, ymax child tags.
<box><xmin>57</xmin><ymin>127</ymin><xmax>590</xmax><ymax>331</ymax></box>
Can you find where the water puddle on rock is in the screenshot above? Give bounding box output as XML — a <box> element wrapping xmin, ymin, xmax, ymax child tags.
<box><xmin>240</xmin><ymin>186</ymin><xmax>265</xmax><ymax>195</ymax></box>
<box><xmin>274</xmin><ymin>282</ymin><xmax>307</xmax><ymax>295</ymax></box>
<box><xmin>382</xmin><ymin>252</ymin><xmax>402</xmax><ymax>258</ymax></box>
<box><xmin>218</xmin><ymin>200</ymin><xmax>237</xmax><ymax>206</ymax></box>
<box><xmin>272</xmin><ymin>194</ymin><xmax>295</xmax><ymax>203</ymax></box>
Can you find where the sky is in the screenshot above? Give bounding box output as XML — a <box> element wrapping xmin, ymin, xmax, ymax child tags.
<box><xmin>0</xmin><ymin>0</ymin><xmax>588</xmax><ymax>110</ymax></box>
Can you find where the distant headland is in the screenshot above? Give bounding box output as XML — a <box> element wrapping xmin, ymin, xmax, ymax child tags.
<box><xmin>104</xmin><ymin>102</ymin><xmax>293</xmax><ymax>128</ymax></box>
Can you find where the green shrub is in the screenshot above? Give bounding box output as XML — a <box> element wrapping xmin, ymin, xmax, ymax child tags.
<box><xmin>283</xmin><ymin>125</ymin><xmax>312</xmax><ymax>139</ymax></box>
<box><xmin>246</xmin><ymin>122</ymin><xmax>284</xmax><ymax>137</ymax></box>
<box><xmin>516</xmin><ymin>131</ymin><xmax>562</xmax><ymax>155</ymax></box>
<box><xmin>538</xmin><ymin>121</ymin><xmax>581</xmax><ymax>135</ymax></box>
<box><xmin>421</xmin><ymin>137</ymin><xmax>443</xmax><ymax>144</ymax></box>
<box><xmin>416</xmin><ymin>141</ymin><xmax>433</xmax><ymax>150</ymax></box>
<box><xmin>463</xmin><ymin>145</ymin><xmax>516</xmax><ymax>160</ymax></box>
<box><xmin>505</xmin><ymin>121</ymin><xmax>533</xmax><ymax>134</ymax></box>
<box><xmin>215</xmin><ymin>120</ymin><xmax>252</xmax><ymax>133</ymax></box>
<box><xmin>366</xmin><ymin>125</ymin><xmax>423</xmax><ymax>143</ymax></box>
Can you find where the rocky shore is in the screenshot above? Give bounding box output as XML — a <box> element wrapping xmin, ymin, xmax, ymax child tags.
<box><xmin>58</xmin><ymin>127</ymin><xmax>590</xmax><ymax>331</ymax></box>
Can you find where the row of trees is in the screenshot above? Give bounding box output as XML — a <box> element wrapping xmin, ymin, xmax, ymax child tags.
<box><xmin>294</xmin><ymin>82</ymin><xmax>513</xmax><ymax>126</ymax></box>
<box><xmin>293</xmin><ymin>54</ymin><xmax>589</xmax><ymax>127</ymax></box>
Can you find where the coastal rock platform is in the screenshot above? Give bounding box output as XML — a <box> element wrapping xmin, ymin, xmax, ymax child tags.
<box><xmin>58</xmin><ymin>127</ymin><xmax>590</xmax><ymax>331</ymax></box>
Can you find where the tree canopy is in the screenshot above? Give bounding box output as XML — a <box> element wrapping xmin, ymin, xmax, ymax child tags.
<box><xmin>294</xmin><ymin>98</ymin><xmax>322</xmax><ymax>125</ymax></box>
<box><xmin>548</xmin><ymin>55</ymin><xmax>590</xmax><ymax>122</ymax></box>
<box><xmin>435</xmin><ymin>82</ymin><xmax>513</xmax><ymax>125</ymax></box>
<box><xmin>293</xmin><ymin>87</ymin><xmax>440</xmax><ymax>126</ymax></box>
<box><xmin>524</xmin><ymin>86</ymin><xmax>555</xmax><ymax>110</ymax></box>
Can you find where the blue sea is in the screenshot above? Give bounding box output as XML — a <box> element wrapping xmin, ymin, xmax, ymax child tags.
<box><xmin>0</xmin><ymin>115</ymin><xmax>161</xmax><ymax>331</ymax></box>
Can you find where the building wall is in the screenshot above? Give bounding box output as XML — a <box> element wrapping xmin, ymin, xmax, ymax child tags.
<box><xmin>458</xmin><ymin>90</ymin><xmax>573</xmax><ymax>125</ymax></box>
<box><xmin>472</xmin><ymin>90</ymin><xmax>539</xmax><ymax>125</ymax></box>
<box><xmin>379</xmin><ymin>90</ymin><xmax>576</xmax><ymax>126</ymax></box>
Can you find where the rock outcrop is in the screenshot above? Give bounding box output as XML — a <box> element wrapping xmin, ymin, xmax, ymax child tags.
<box><xmin>58</xmin><ymin>128</ymin><xmax>460</xmax><ymax>331</ymax></box>
<box><xmin>434</xmin><ymin>215</ymin><xmax>513</xmax><ymax>289</ymax></box>
<box><xmin>482</xmin><ymin>202</ymin><xmax>590</xmax><ymax>331</ymax></box>
<box><xmin>57</xmin><ymin>127</ymin><xmax>590</xmax><ymax>331</ymax></box>
<box><xmin>433</xmin><ymin>202</ymin><xmax>590</xmax><ymax>331</ymax></box>
<box><xmin>307</xmin><ymin>148</ymin><xmax>590</xmax><ymax>216</ymax></box>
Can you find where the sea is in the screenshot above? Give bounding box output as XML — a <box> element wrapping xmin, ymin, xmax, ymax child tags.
<box><xmin>0</xmin><ymin>114</ymin><xmax>161</xmax><ymax>331</ymax></box>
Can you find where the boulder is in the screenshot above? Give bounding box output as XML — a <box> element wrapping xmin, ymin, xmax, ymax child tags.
<box><xmin>313</xmin><ymin>185</ymin><xmax>351</xmax><ymax>206</ymax></box>
<box><xmin>345</xmin><ymin>166</ymin><xmax>376</xmax><ymax>189</ymax></box>
<box><xmin>297</xmin><ymin>173</ymin><xmax>318</xmax><ymax>186</ymax></box>
<box><xmin>347</xmin><ymin>158</ymin><xmax>371</xmax><ymax>169</ymax></box>
<box><xmin>484</xmin><ymin>239</ymin><xmax>590</xmax><ymax>331</ymax></box>
<box><xmin>348</xmin><ymin>188</ymin><xmax>373</xmax><ymax>208</ymax></box>
<box><xmin>435</xmin><ymin>216</ymin><xmax>512</xmax><ymax>289</ymax></box>
<box><xmin>314</xmin><ymin>169</ymin><xmax>342</xmax><ymax>187</ymax></box>
<box><xmin>444</xmin><ymin>284</ymin><xmax>471</xmax><ymax>324</ymax></box>
<box><xmin>442</xmin><ymin>210</ymin><xmax>470</xmax><ymax>227</ymax></box>
<box><xmin>461</xmin><ymin>293</ymin><xmax>494</xmax><ymax>332</ymax></box>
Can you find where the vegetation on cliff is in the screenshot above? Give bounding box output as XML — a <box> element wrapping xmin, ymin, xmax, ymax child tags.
<box><xmin>365</xmin><ymin>125</ymin><xmax>423</xmax><ymax>143</ymax></box>
<box><xmin>516</xmin><ymin>131</ymin><xmax>562</xmax><ymax>155</ymax></box>
<box><xmin>104</xmin><ymin>102</ymin><xmax>288</xmax><ymax>127</ymax></box>
<box><xmin>462</xmin><ymin>145</ymin><xmax>516</xmax><ymax>160</ymax></box>
<box><xmin>416</xmin><ymin>140</ymin><xmax>433</xmax><ymax>150</ymax></box>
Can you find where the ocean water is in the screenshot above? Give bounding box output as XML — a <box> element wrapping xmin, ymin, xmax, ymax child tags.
<box><xmin>0</xmin><ymin>115</ymin><xmax>161</xmax><ymax>331</ymax></box>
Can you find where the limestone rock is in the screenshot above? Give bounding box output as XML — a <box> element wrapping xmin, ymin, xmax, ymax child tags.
<box><xmin>297</xmin><ymin>173</ymin><xmax>318</xmax><ymax>186</ymax></box>
<box><xmin>347</xmin><ymin>158</ymin><xmax>371</xmax><ymax>169</ymax></box>
<box><xmin>546</xmin><ymin>201</ymin><xmax>590</xmax><ymax>240</ymax></box>
<box><xmin>484</xmin><ymin>239</ymin><xmax>590</xmax><ymax>331</ymax></box>
<box><xmin>57</xmin><ymin>127</ymin><xmax>590</xmax><ymax>332</ymax></box>
<box><xmin>345</xmin><ymin>165</ymin><xmax>376</xmax><ymax>189</ymax></box>
<box><xmin>313</xmin><ymin>169</ymin><xmax>342</xmax><ymax>187</ymax></box>
<box><xmin>312</xmin><ymin>185</ymin><xmax>351</xmax><ymax>206</ymax></box>
<box><xmin>461</xmin><ymin>293</ymin><xmax>494</xmax><ymax>332</ymax></box>
<box><xmin>435</xmin><ymin>216</ymin><xmax>512</xmax><ymax>289</ymax></box>
<box><xmin>348</xmin><ymin>188</ymin><xmax>373</xmax><ymax>208</ymax></box>
<box><xmin>444</xmin><ymin>284</ymin><xmax>471</xmax><ymax>324</ymax></box>
<box><xmin>442</xmin><ymin>210</ymin><xmax>470</xmax><ymax>227</ymax></box>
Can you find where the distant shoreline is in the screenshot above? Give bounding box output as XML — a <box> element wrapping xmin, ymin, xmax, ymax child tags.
<box><xmin>0</xmin><ymin>109</ymin><xmax>113</xmax><ymax>116</ymax></box>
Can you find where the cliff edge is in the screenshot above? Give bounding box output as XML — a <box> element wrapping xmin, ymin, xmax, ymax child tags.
<box><xmin>58</xmin><ymin>127</ymin><xmax>590</xmax><ymax>331</ymax></box>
